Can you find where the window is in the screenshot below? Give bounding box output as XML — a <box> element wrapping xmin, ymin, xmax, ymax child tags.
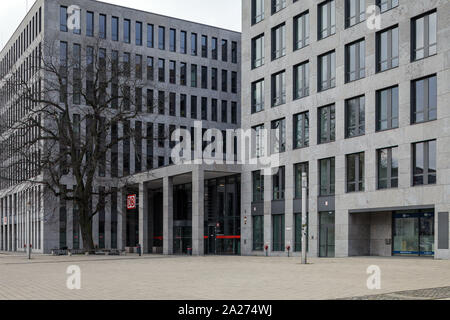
<box><xmin>147</xmin><ymin>57</ymin><xmax>154</xmax><ymax>81</ymax></box>
<box><xmin>319</xmin><ymin>158</ymin><xmax>335</xmax><ymax>196</ymax></box>
<box><xmin>169</xmin><ymin>93</ymin><xmax>176</xmax><ymax>116</ymax></box>
<box><xmin>412</xmin><ymin>11</ymin><xmax>437</xmax><ymax>61</ymax></box>
<box><xmin>252</xmin><ymin>34</ymin><xmax>265</xmax><ymax>69</ymax></box>
<box><xmin>169</xmin><ymin>29</ymin><xmax>176</xmax><ymax>52</ymax></box>
<box><xmin>271</xmin><ymin>23</ymin><xmax>286</xmax><ymax>60</ymax></box>
<box><xmin>212</xmin><ymin>37</ymin><xmax>218</xmax><ymax>59</ymax></box>
<box><xmin>294</xmin><ymin>112</ymin><xmax>309</xmax><ymax>149</ymax></box>
<box><xmin>376</xmin><ymin>25</ymin><xmax>399</xmax><ymax>72</ymax></box>
<box><xmin>376</xmin><ymin>0</ymin><xmax>398</xmax><ymax>13</ymax></box>
<box><xmin>135</xmin><ymin>21</ymin><xmax>142</xmax><ymax>46</ymax></box>
<box><xmin>345</xmin><ymin>39</ymin><xmax>365</xmax><ymax>82</ymax></box>
<box><xmin>252</xmin><ymin>171</ymin><xmax>264</xmax><ymax>202</ymax></box>
<box><xmin>294</xmin><ymin>11</ymin><xmax>310</xmax><ymax>50</ymax></box>
<box><xmin>158</xmin><ymin>124</ymin><xmax>165</xmax><ymax>148</ymax></box>
<box><xmin>273</xmin><ymin>167</ymin><xmax>285</xmax><ymax>200</ymax></box>
<box><xmin>252</xmin><ymin>215</ymin><xmax>264</xmax><ymax>251</ymax></box>
<box><xmin>86</xmin><ymin>11</ymin><xmax>94</xmax><ymax>37</ymax></box>
<box><xmin>318</xmin><ymin>104</ymin><xmax>336</xmax><ymax>144</ymax></box>
<box><xmin>123</xmin><ymin>19</ymin><xmax>130</xmax><ymax>43</ymax></box>
<box><xmin>191</xmin><ymin>33</ymin><xmax>197</xmax><ymax>56</ymax></box>
<box><xmin>191</xmin><ymin>96</ymin><xmax>198</xmax><ymax>119</ymax></box>
<box><xmin>272</xmin><ymin>0</ymin><xmax>286</xmax><ymax>14</ymax></box>
<box><xmin>112</xmin><ymin>17</ymin><xmax>119</xmax><ymax>41</ymax></box>
<box><xmin>222</xmin><ymin>40</ymin><xmax>228</xmax><ymax>62</ymax></box>
<box><xmin>272</xmin><ymin>214</ymin><xmax>285</xmax><ymax>252</ymax></box>
<box><xmin>221</xmin><ymin>70</ymin><xmax>228</xmax><ymax>92</ymax></box>
<box><xmin>191</xmin><ymin>64</ymin><xmax>197</xmax><ymax>87</ymax></box>
<box><xmin>60</xmin><ymin>6</ymin><xmax>68</xmax><ymax>32</ymax></box>
<box><xmin>346</xmin><ymin>152</ymin><xmax>365</xmax><ymax>193</ymax></box>
<box><xmin>318</xmin><ymin>0</ymin><xmax>336</xmax><ymax>40</ymax></box>
<box><xmin>271</xmin><ymin>70</ymin><xmax>286</xmax><ymax>107</ymax></box>
<box><xmin>345</xmin><ymin>95</ymin><xmax>365</xmax><ymax>138</ymax></box>
<box><xmin>345</xmin><ymin>0</ymin><xmax>365</xmax><ymax>28</ymax></box>
<box><xmin>294</xmin><ymin>61</ymin><xmax>309</xmax><ymax>99</ymax></box>
<box><xmin>180</xmin><ymin>94</ymin><xmax>187</xmax><ymax>117</ymax></box>
<box><xmin>252</xmin><ymin>0</ymin><xmax>265</xmax><ymax>25</ymax></box>
<box><xmin>146</xmin><ymin>89</ymin><xmax>154</xmax><ymax>113</ymax></box>
<box><xmin>180</xmin><ymin>63</ymin><xmax>187</xmax><ymax>86</ymax></box>
<box><xmin>99</xmin><ymin>14</ymin><xmax>107</xmax><ymax>39</ymax></box>
<box><xmin>159</xmin><ymin>26</ymin><xmax>165</xmax><ymax>50</ymax></box>
<box><xmin>232</xmin><ymin>41</ymin><xmax>238</xmax><ymax>63</ymax></box>
<box><xmin>212</xmin><ymin>99</ymin><xmax>218</xmax><ymax>121</ymax></box>
<box><xmin>318</xmin><ymin>51</ymin><xmax>336</xmax><ymax>91</ymax></box>
<box><xmin>180</xmin><ymin>31</ymin><xmax>187</xmax><ymax>54</ymax></box>
<box><xmin>231</xmin><ymin>71</ymin><xmax>238</xmax><ymax>94</ymax></box>
<box><xmin>158</xmin><ymin>91</ymin><xmax>165</xmax><ymax>115</ymax></box>
<box><xmin>169</xmin><ymin>61</ymin><xmax>176</xmax><ymax>84</ymax></box>
<box><xmin>413</xmin><ymin>140</ymin><xmax>437</xmax><ymax>186</ymax></box>
<box><xmin>201</xmin><ymin>97</ymin><xmax>208</xmax><ymax>120</ymax></box>
<box><xmin>231</xmin><ymin>102</ymin><xmax>237</xmax><ymax>124</ymax></box>
<box><xmin>412</xmin><ymin>75</ymin><xmax>437</xmax><ymax>124</ymax></box>
<box><xmin>212</xmin><ymin>68</ymin><xmax>218</xmax><ymax>90</ymax></box>
<box><xmin>201</xmin><ymin>66</ymin><xmax>208</xmax><ymax>89</ymax></box>
<box><xmin>158</xmin><ymin>59</ymin><xmax>165</xmax><ymax>82</ymax></box>
<box><xmin>271</xmin><ymin>118</ymin><xmax>286</xmax><ymax>154</ymax></box>
<box><xmin>201</xmin><ymin>35</ymin><xmax>208</xmax><ymax>58</ymax></box>
<box><xmin>377</xmin><ymin>147</ymin><xmax>399</xmax><ymax>189</ymax></box>
<box><xmin>122</xmin><ymin>52</ymin><xmax>130</xmax><ymax>77</ymax></box>
<box><xmin>253</xmin><ymin>124</ymin><xmax>265</xmax><ymax>158</ymax></box>
<box><xmin>294</xmin><ymin>162</ymin><xmax>309</xmax><ymax>199</ymax></box>
<box><xmin>376</xmin><ymin>85</ymin><xmax>399</xmax><ymax>131</ymax></box>
<box><xmin>147</xmin><ymin>24</ymin><xmax>154</xmax><ymax>48</ymax></box>
<box><xmin>135</xmin><ymin>55</ymin><xmax>143</xmax><ymax>79</ymax></box>
<box><xmin>252</xmin><ymin>79</ymin><xmax>264</xmax><ymax>113</ymax></box>
<box><xmin>220</xmin><ymin>100</ymin><xmax>227</xmax><ymax>123</ymax></box>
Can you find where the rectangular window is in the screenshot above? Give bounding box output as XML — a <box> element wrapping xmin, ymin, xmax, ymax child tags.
<box><xmin>345</xmin><ymin>0</ymin><xmax>365</xmax><ymax>28</ymax></box>
<box><xmin>159</xmin><ymin>26</ymin><xmax>165</xmax><ymax>50</ymax></box>
<box><xmin>253</xmin><ymin>124</ymin><xmax>265</xmax><ymax>158</ymax></box>
<box><xmin>232</xmin><ymin>41</ymin><xmax>238</xmax><ymax>63</ymax></box>
<box><xmin>294</xmin><ymin>11</ymin><xmax>309</xmax><ymax>50</ymax></box>
<box><xmin>231</xmin><ymin>72</ymin><xmax>237</xmax><ymax>94</ymax></box>
<box><xmin>271</xmin><ymin>70</ymin><xmax>286</xmax><ymax>107</ymax></box>
<box><xmin>252</xmin><ymin>0</ymin><xmax>265</xmax><ymax>25</ymax></box>
<box><xmin>191</xmin><ymin>64</ymin><xmax>197</xmax><ymax>87</ymax></box>
<box><xmin>345</xmin><ymin>38</ymin><xmax>365</xmax><ymax>82</ymax></box>
<box><xmin>412</xmin><ymin>75</ymin><xmax>437</xmax><ymax>124</ymax></box>
<box><xmin>413</xmin><ymin>140</ymin><xmax>437</xmax><ymax>186</ymax></box>
<box><xmin>273</xmin><ymin>166</ymin><xmax>285</xmax><ymax>200</ymax></box>
<box><xmin>221</xmin><ymin>70</ymin><xmax>228</xmax><ymax>92</ymax></box>
<box><xmin>376</xmin><ymin>25</ymin><xmax>399</xmax><ymax>72</ymax></box>
<box><xmin>180</xmin><ymin>94</ymin><xmax>187</xmax><ymax>117</ymax></box>
<box><xmin>318</xmin><ymin>0</ymin><xmax>336</xmax><ymax>40</ymax></box>
<box><xmin>169</xmin><ymin>92</ymin><xmax>176</xmax><ymax>116</ymax></box>
<box><xmin>180</xmin><ymin>63</ymin><xmax>187</xmax><ymax>86</ymax></box>
<box><xmin>136</xmin><ymin>21</ymin><xmax>142</xmax><ymax>46</ymax></box>
<box><xmin>212</xmin><ymin>37</ymin><xmax>218</xmax><ymax>59</ymax></box>
<box><xmin>169</xmin><ymin>61</ymin><xmax>176</xmax><ymax>84</ymax></box>
<box><xmin>294</xmin><ymin>111</ymin><xmax>309</xmax><ymax>149</ymax></box>
<box><xmin>294</xmin><ymin>162</ymin><xmax>309</xmax><ymax>199</ymax></box>
<box><xmin>319</xmin><ymin>157</ymin><xmax>335</xmax><ymax>196</ymax></box>
<box><xmin>212</xmin><ymin>99</ymin><xmax>218</xmax><ymax>121</ymax></box>
<box><xmin>231</xmin><ymin>102</ymin><xmax>237</xmax><ymax>124</ymax></box>
<box><xmin>345</xmin><ymin>95</ymin><xmax>365</xmax><ymax>138</ymax></box>
<box><xmin>158</xmin><ymin>124</ymin><xmax>165</xmax><ymax>148</ymax></box>
<box><xmin>376</xmin><ymin>85</ymin><xmax>399</xmax><ymax>131</ymax></box>
<box><xmin>112</xmin><ymin>17</ymin><xmax>119</xmax><ymax>41</ymax></box>
<box><xmin>271</xmin><ymin>23</ymin><xmax>286</xmax><ymax>60</ymax></box>
<box><xmin>147</xmin><ymin>89</ymin><xmax>154</xmax><ymax>113</ymax></box>
<box><xmin>86</xmin><ymin>11</ymin><xmax>94</xmax><ymax>37</ymax></box>
<box><xmin>191</xmin><ymin>96</ymin><xmax>198</xmax><ymax>119</ymax></box>
<box><xmin>147</xmin><ymin>24</ymin><xmax>154</xmax><ymax>48</ymax></box>
<box><xmin>222</xmin><ymin>39</ymin><xmax>228</xmax><ymax>62</ymax></box>
<box><xmin>180</xmin><ymin>31</ymin><xmax>187</xmax><ymax>54</ymax></box>
<box><xmin>221</xmin><ymin>100</ymin><xmax>228</xmax><ymax>123</ymax></box>
<box><xmin>60</xmin><ymin>6</ymin><xmax>68</xmax><ymax>32</ymax></box>
<box><xmin>377</xmin><ymin>147</ymin><xmax>399</xmax><ymax>189</ymax></box>
<box><xmin>99</xmin><ymin>14</ymin><xmax>107</xmax><ymax>39</ymax></box>
<box><xmin>376</xmin><ymin>0</ymin><xmax>398</xmax><ymax>13</ymax></box>
<box><xmin>191</xmin><ymin>33</ymin><xmax>198</xmax><ymax>56</ymax></box>
<box><xmin>318</xmin><ymin>50</ymin><xmax>336</xmax><ymax>91</ymax></box>
<box><xmin>252</xmin><ymin>215</ymin><xmax>264</xmax><ymax>251</ymax></box>
<box><xmin>147</xmin><ymin>57</ymin><xmax>154</xmax><ymax>81</ymax></box>
<box><xmin>294</xmin><ymin>61</ymin><xmax>309</xmax><ymax>99</ymax></box>
<box><xmin>346</xmin><ymin>152</ymin><xmax>365</xmax><ymax>192</ymax></box>
<box><xmin>271</xmin><ymin>118</ymin><xmax>286</xmax><ymax>154</ymax></box>
<box><xmin>252</xmin><ymin>34</ymin><xmax>265</xmax><ymax>69</ymax></box>
<box><xmin>318</xmin><ymin>104</ymin><xmax>336</xmax><ymax>144</ymax></box>
<box><xmin>123</xmin><ymin>19</ymin><xmax>130</xmax><ymax>43</ymax></box>
<box><xmin>201</xmin><ymin>66</ymin><xmax>208</xmax><ymax>89</ymax></box>
<box><xmin>201</xmin><ymin>97</ymin><xmax>208</xmax><ymax>120</ymax></box>
<box><xmin>201</xmin><ymin>35</ymin><xmax>208</xmax><ymax>58</ymax></box>
<box><xmin>272</xmin><ymin>0</ymin><xmax>286</xmax><ymax>14</ymax></box>
<box><xmin>252</xmin><ymin>171</ymin><xmax>264</xmax><ymax>202</ymax></box>
<box><xmin>412</xmin><ymin>11</ymin><xmax>437</xmax><ymax>61</ymax></box>
<box><xmin>169</xmin><ymin>28</ymin><xmax>176</xmax><ymax>52</ymax></box>
<box><xmin>272</xmin><ymin>214</ymin><xmax>285</xmax><ymax>251</ymax></box>
<box><xmin>252</xmin><ymin>79</ymin><xmax>265</xmax><ymax>113</ymax></box>
<box><xmin>158</xmin><ymin>91</ymin><xmax>165</xmax><ymax>115</ymax></box>
<box><xmin>158</xmin><ymin>59</ymin><xmax>165</xmax><ymax>82</ymax></box>
<box><xmin>146</xmin><ymin>124</ymin><xmax>154</xmax><ymax>170</ymax></box>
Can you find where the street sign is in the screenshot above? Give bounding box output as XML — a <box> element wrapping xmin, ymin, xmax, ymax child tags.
<box><xmin>127</xmin><ymin>194</ymin><xmax>137</xmax><ymax>210</ymax></box>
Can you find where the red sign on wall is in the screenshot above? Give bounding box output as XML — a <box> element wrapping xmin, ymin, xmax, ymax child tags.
<box><xmin>127</xmin><ymin>194</ymin><xmax>137</xmax><ymax>210</ymax></box>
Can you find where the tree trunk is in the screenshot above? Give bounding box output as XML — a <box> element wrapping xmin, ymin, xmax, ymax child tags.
<box><xmin>79</xmin><ymin>207</ymin><xmax>94</xmax><ymax>253</ymax></box>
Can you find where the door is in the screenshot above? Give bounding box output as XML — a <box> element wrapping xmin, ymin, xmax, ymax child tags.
<box><xmin>319</xmin><ymin>211</ymin><xmax>335</xmax><ymax>257</ymax></box>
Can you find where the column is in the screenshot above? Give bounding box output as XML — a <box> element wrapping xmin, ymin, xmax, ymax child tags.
<box><xmin>148</xmin><ymin>193</ymin><xmax>154</xmax><ymax>253</ymax></box>
<box><xmin>285</xmin><ymin>164</ymin><xmax>295</xmax><ymax>252</ymax></box>
<box><xmin>264</xmin><ymin>169</ymin><xmax>272</xmax><ymax>254</ymax></box>
<box><xmin>138</xmin><ymin>182</ymin><xmax>149</xmax><ymax>253</ymax></box>
<box><xmin>12</xmin><ymin>194</ymin><xmax>16</xmax><ymax>251</ymax></box>
<box><xmin>117</xmin><ymin>190</ymin><xmax>126</xmax><ymax>250</ymax></box>
<box><xmin>192</xmin><ymin>167</ymin><xmax>204</xmax><ymax>255</ymax></box>
<box><xmin>105</xmin><ymin>193</ymin><xmax>112</xmax><ymax>250</ymax></box>
<box><xmin>163</xmin><ymin>176</ymin><xmax>173</xmax><ymax>255</ymax></box>
<box><xmin>1</xmin><ymin>198</ymin><xmax>4</xmax><ymax>251</ymax></box>
<box><xmin>7</xmin><ymin>196</ymin><xmax>11</xmax><ymax>251</ymax></box>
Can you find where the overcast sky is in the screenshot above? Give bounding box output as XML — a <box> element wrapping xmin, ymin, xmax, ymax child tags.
<box><xmin>0</xmin><ymin>0</ymin><xmax>242</xmax><ymax>51</ymax></box>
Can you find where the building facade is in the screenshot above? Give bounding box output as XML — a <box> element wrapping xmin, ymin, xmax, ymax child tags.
<box><xmin>241</xmin><ymin>0</ymin><xmax>450</xmax><ymax>259</ymax></box>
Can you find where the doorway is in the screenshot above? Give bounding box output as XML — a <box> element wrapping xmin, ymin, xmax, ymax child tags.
<box><xmin>319</xmin><ymin>211</ymin><xmax>335</xmax><ymax>257</ymax></box>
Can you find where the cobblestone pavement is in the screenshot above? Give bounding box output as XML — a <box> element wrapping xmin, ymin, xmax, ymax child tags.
<box><xmin>1</xmin><ymin>253</ymin><xmax>449</xmax><ymax>300</ymax></box>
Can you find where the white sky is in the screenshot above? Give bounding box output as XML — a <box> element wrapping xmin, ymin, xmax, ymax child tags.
<box><xmin>0</xmin><ymin>0</ymin><xmax>242</xmax><ymax>51</ymax></box>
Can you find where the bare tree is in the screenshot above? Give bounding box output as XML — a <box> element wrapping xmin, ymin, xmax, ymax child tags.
<box><xmin>0</xmin><ymin>36</ymin><xmax>169</xmax><ymax>252</ymax></box>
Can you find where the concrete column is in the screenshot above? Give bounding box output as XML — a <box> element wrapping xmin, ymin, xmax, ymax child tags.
<box><xmin>12</xmin><ymin>194</ymin><xmax>16</xmax><ymax>251</ymax></box>
<box><xmin>192</xmin><ymin>167</ymin><xmax>204</xmax><ymax>255</ymax></box>
<box><xmin>264</xmin><ymin>169</ymin><xmax>272</xmax><ymax>253</ymax></box>
<box><xmin>1</xmin><ymin>198</ymin><xmax>4</xmax><ymax>251</ymax></box>
<box><xmin>7</xmin><ymin>196</ymin><xmax>11</xmax><ymax>251</ymax></box>
<box><xmin>105</xmin><ymin>193</ymin><xmax>112</xmax><ymax>250</ymax></box>
<box><xmin>163</xmin><ymin>176</ymin><xmax>173</xmax><ymax>255</ymax></box>
<box><xmin>117</xmin><ymin>190</ymin><xmax>126</xmax><ymax>250</ymax></box>
<box><xmin>241</xmin><ymin>169</ymin><xmax>253</xmax><ymax>255</ymax></box>
<box><xmin>285</xmin><ymin>164</ymin><xmax>295</xmax><ymax>252</ymax></box>
<box><xmin>148</xmin><ymin>193</ymin><xmax>154</xmax><ymax>253</ymax></box>
<box><xmin>138</xmin><ymin>182</ymin><xmax>149</xmax><ymax>253</ymax></box>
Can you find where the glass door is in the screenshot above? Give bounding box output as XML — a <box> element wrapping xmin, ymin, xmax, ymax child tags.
<box><xmin>393</xmin><ymin>212</ymin><xmax>435</xmax><ymax>256</ymax></box>
<box><xmin>319</xmin><ymin>212</ymin><xmax>335</xmax><ymax>257</ymax></box>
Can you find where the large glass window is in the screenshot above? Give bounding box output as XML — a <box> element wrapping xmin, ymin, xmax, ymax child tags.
<box><xmin>191</xmin><ymin>64</ymin><xmax>197</xmax><ymax>88</ymax></box>
<box><xmin>158</xmin><ymin>58</ymin><xmax>165</xmax><ymax>82</ymax></box>
<box><xmin>222</xmin><ymin>40</ymin><xmax>228</xmax><ymax>62</ymax></box>
<box><xmin>412</xmin><ymin>11</ymin><xmax>437</xmax><ymax>61</ymax></box>
<box><xmin>345</xmin><ymin>95</ymin><xmax>365</xmax><ymax>138</ymax></box>
<box><xmin>272</xmin><ymin>215</ymin><xmax>285</xmax><ymax>251</ymax></box>
<box><xmin>60</xmin><ymin>6</ymin><xmax>68</xmax><ymax>32</ymax></box>
<box><xmin>271</xmin><ymin>118</ymin><xmax>286</xmax><ymax>154</ymax></box>
<box><xmin>319</xmin><ymin>158</ymin><xmax>335</xmax><ymax>196</ymax></box>
<box><xmin>294</xmin><ymin>61</ymin><xmax>309</xmax><ymax>99</ymax></box>
<box><xmin>412</xmin><ymin>75</ymin><xmax>437</xmax><ymax>124</ymax></box>
<box><xmin>376</xmin><ymin>85</ymin><xmax>399</xmax><ymax>131</ymax></box>
<box><xmin>294</xmin><ymin>162</ymin><xmax>309</xmax><ymax>199</ymax></box>
<box><xmin>376</xmin><ymin>26</ymin><xmax>399</xmax><ymax>72</ymax></box>
<box><xmin>345</xmin><ymin>0</ymin><xmax>365</xmax><ymax>28</ymax></box>
<box><xmin>86</xmin><ymin>11</ymin><xmax>94</xmax><ymax>37</ymax></box>
<box><xmin>191</xmin><ymin>33</ymin><xmax>198</xmax><ymax>56</ymax></box>
<box><xmin>252</xmin><ymin>79</ymin><xmax>265</xmax><ymax>113</ymax></box>
<box><xmin>201</xmin><ymin>35</ymin><xmax>208</xmax><ymax>58</ymax></box>
<box><xmin>147</xmin><ymin>24</ymin><xmax>154</xmax><ymax>48</ymax></box>
<box><xmin>413</xmin><ymin>140</ymin><xmax>437</xmax><ymax>186</ymax></box>
<box><xmin>212</xmin><ymin>37</ymin><xmax>218</xmax><ymax>59</ymax></box>
<box><xmin>252</xmin><ymin>171</ymin><xmax>264</xmax><ymax>202</ymax></box>
<box><xmin>294</xmin><ymin>11</ymin><xmax>309</xmax><ymax>50</ymax></box>
<box><xmin>318</xmin><ymin>104</ymin><xmax>336</xmax><ymax>144</ymax></box>
<box><xmin>252</xmin><ymin>0</ymin><xmax>265</xmax><ymax>25</ymax></box>
<box><xmin>318</xmin><ymin>51</ymin><xmax>336</xmax><ymax>91</ymax></box>
<box><xmin>271</xmin><ymin>23</ymin><xmax>286</xmax><ymax>60</ymax></box>
<box><xmin>273</xmin><ymin>167</ymin><xmax>285</xmax><ymax>200</ymax></box>
<box><xmin>271</xmin><ymin>70</ymin><xmax>286</xmax><ymax>107</ymax></box>
<box><xmin>345</xmin><ymin>39</ymin><xmax>365</xmax><ymax>82</ymax></box>
<box><xmin>169</xmin><ymin>60</ymin><xmax>176</xmax><ymax>84</ymax></box>
<box><xmin>112</xmin><ymin>17</ymin><xmax>119</xmax><ymax>41</ymax></box>
<box><xmin>99</xmin><ymin>14</ymin><xmax>107</xmax><ymax>39</ymax></box>
<box><xmin>136</xmin><ymin>21</ymin><xmax>142</xmax><ymax>46</ymax></box>
<box><xmin>123</xmin><ymin>19</ymin><xmax>130</xmax><ymax>43</ymax></box>
<box><xmin>253</xmin><ymin>124</ymin><xmax>265</xmax><ymax>159</ymax></box>
<box><xmin>180</xmin><ymin>31</ymin><xmax>187</xmax><ymax>53</ymax></box>
<box><xmin>158</xmin><ymin>26</ymin><xmax>165</xmax><ymax>50</ymax></box>
<box><xmin>169</xmin><ymin>28</ymin><xmax>176</xmax><ymax>52</ymax></box>
<box><xmin>377</xmin><ymin>147</ymin><xmax>399</xmax><ymax>189</ymax></box>
<box><xmin>272</xmin><ymin>0</ymin><xmax>286</xmax><ymax>14</ymax></box>
<box><xmin>294</xmin><ymin>111</ymin><xmax>309</xmax><ymax>149</ymax></box>
<box><xmin>346</xmin><ymin>152</ymin><xmax>365</xmax><ymax>193</ymax></box>
<box><xmin>252</xmin><ymin>215</ymin><xmax>264</xmax><ymax>251</ymax></box>
<box><xmin>252</xmin><ymin>34</ymin><xmax>265</xmax><ymax>69</ymax></box>
<box><xmin>180</xmin><ymin>63</ymin><xmax>187</xmax><ymax>86</ymax></box>
<box><xmin>376</xmin><ymin>0</ymin><xmax>398</xmax><ymax>13</ymax></box>
<box><xmin>318</xmin><ymin>0</ymin><xmax>336</xmax><ymax>40</ymax></box>
<box><xmin>147</xmin><ymin>57</ymin><xmax>154</xmax><ymax>81</ymax></box>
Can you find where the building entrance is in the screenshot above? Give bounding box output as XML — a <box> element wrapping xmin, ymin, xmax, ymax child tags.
<box><xmin>319</xmin><ymin>211</ymin><xmax>335</xmax><ymax>257</ymax></box>
<box><xmin>393</xmin><ymin>211</ymin><xmax>434</xmax><ymax>256</ymax></box>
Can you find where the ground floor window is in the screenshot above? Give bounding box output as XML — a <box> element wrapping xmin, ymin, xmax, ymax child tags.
<box><xmin>393</xmin><ymin>211</ymin><xmax>434</xmax><ymax>256</ymax></box>
<box><xmin>319</xmin><ymin>211</ymin><xmax>335</xmax><ymax>257</ymax></box>
<box><xmin>253</xmin><ymin>215</ymin><xmax>264</xmax><ymax>251</ymax></box>
<box><xmin>294</xmin><ymin>213</ymin><xmax>309</xmax><ymax>252</ymax></box>
<box><xmin>272</xmin><ymin>214</ymin><xmax>285</xmax><ymax>252</ymax></box>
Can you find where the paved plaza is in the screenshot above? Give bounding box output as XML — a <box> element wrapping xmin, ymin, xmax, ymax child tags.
<box><xmin>0</xmin><ymin>253</ymin><xmax>450</xmax><ymax>300</ymax></box>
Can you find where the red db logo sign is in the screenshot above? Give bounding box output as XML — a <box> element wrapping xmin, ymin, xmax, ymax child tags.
<box><xmin>127</xmin><ymin>195</ymin><xmax>137</xmax><ymax>210</ymax></box>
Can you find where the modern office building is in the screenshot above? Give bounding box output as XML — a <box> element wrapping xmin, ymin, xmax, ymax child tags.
<box><xmin>0</xmin><ymin>0</ymin><xmax>241</xmax><ymax>255</ymax></box>
<box><xmin>241</xmin><ymin>0</ymin><xmax>450</xmax><ymax>259</ymax></box>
